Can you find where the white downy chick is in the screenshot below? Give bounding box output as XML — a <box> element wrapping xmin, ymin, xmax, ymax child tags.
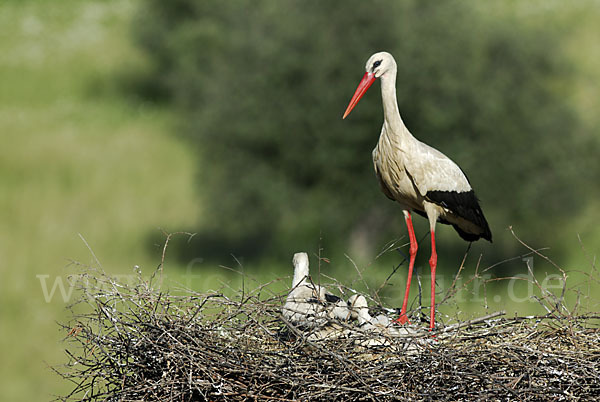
<box><xmin>282</xmin><ymin>252</ymin><xmax>350</xmax><ymax>327</ymax></box>
<box><xmin>348</xmin><ymin>294</ymin><xmax>416</xmax><ymax>336</ymax></box>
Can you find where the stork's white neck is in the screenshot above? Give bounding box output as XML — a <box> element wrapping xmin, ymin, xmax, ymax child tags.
<box><xmin>292</xmin><ymin>253</ymin><xmax>309</xmax><ymax>288</ymax></box>
<box><xmin>379</xmin><ymin>68</ymin><xmax>411</xmax><ymax>141</ymax></box>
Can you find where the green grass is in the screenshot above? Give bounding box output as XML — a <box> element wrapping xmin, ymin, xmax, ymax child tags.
<box><xmin>0</xmin><ymin>1</ymin><xmax>200</xmax><ymax>400</ymax></box>
<box><xmin>1</xmin><ymin>1</ymin><xmax>599</xmax><ymax>401</ymax></box>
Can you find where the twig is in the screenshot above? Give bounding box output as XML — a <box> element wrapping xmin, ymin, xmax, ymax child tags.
<box><xmin>441</xmin><ymin>310</ymin><xmax>506</xmax><ymax>333</ymax></box>
<box><xmin>78</xmin><ymin>233</ymin><xmax>103</xmax><ymax>269</ymax></box>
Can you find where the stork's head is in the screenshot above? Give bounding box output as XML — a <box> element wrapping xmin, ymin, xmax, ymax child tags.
<box><xmin>365</xmin><ymin>51</ymin><xmax>396</xmax><ymax>78</ymax></box>
<box><xmin>343</xmin><ymin>51</ymin><xmax>397</xmax><ymax>119</ymax></box>
<box><xmin>291</xmin><ymin>252</ymin><xmax>310</xmax><ymax>288</ymax></box>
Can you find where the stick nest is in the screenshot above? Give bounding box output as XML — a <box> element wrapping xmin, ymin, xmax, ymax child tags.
<box><xmin>55</xmin><ymin>262</ymin><xmax>600</xmax><ymax>402</ymax></box>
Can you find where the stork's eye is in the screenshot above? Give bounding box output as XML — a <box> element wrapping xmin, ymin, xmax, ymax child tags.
<box><xmin>372</xmin><ymin>60</ymin><xmax>382</xmax><ymax>69</ymax></box>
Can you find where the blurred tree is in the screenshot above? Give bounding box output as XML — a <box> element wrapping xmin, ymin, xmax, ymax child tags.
<box><xmin>135</xmin><ymin>0</ymin><xmax>598</xmax><ymax>267</ymax></box>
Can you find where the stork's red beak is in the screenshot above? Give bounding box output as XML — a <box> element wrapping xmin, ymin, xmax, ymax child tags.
<box><xmin>342</xmin><ymin>72</ymin><xmax>376</xmax><ymax>119</ymax></box>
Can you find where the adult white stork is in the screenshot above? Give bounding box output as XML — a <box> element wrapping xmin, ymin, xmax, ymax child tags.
<box><xmin>342</xmin><ymin>51</ymin><xmax>492</xmax><ymax>331</ymax></box>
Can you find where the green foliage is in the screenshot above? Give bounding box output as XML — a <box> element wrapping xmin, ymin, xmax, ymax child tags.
<box><xmin>0</xmin><ymin>1</ymin><xmax>201</xmax><ymax>400</ymax></box>
<box><xmin>135</xmin><ymin>0</ymin><xmax>599</xmax><ymax>263</ymax></box>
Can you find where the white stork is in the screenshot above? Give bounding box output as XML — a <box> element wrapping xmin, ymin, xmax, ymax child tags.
<box><xmin>343</xmin><ymin>51</ymin><xmax>492</xmax><ymax>331</ymax></box>
<box><xmin>348</xmin><ymin>294</ymin><xmax>393</xmax><ymax>330</ymax></box>
<box><xmin>282</xmin><ymin>252</ymin><xmax>350</xmax><ymax>327</ymax></box>
<box><xmin>347</xmin><ymin>294</ymin><xmax>417</xmax><ymax>348</ymax></box>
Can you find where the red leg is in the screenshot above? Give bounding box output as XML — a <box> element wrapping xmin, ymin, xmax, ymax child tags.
<box><xmin>396</xmin><ymin>211</ymin><xmax>418</xmax><ymax>325</ymax></box>
<box><xmin>429</xmin><ymin>230</ymin><xmax>438</xmax><ymax>331</ymax></box>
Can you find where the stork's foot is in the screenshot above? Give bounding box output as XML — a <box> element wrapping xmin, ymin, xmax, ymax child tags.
<box><xmin>395</xmin><ymin>314</ymin><xmax>410</xmax><ymax>325</ymax></box>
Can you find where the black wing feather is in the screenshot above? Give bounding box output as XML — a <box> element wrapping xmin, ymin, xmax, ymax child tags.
<box><xmin>425</xmin><ymin>190</ymin><xmax>492</xmax><ymax>242</ymax></box>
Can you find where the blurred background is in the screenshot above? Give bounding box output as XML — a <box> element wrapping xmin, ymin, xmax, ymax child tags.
<box><xmin>1</xmin><ymin>0</ymin><xmax>599</xmax><ymax>400</ymax></box>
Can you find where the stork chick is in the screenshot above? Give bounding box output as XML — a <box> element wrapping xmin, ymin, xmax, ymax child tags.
<box><xmin>282</xmin><ymin>252</ymin><xmax>350</xmax><ymax>327</ymax></box>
